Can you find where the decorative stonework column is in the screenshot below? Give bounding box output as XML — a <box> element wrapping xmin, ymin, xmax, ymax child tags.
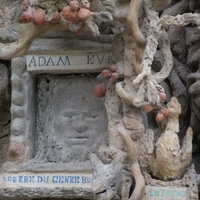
<box><xmin>9</xmin><ymin>57</ymin><xmax>36</xmax><ymax>163</ymax></box>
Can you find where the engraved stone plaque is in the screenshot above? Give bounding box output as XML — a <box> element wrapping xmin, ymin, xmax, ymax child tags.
<box><xmin>0</xmin><ymin>172</ymin><xmax>93</xmax><ymax>188</ymax></box>
<box><xmin>26</xmin><ymin>52</ymin><xmax>112</xmax><ymax>73</ymax></box>
<box><xmin>146</xmin><ymin>186</ymin><xmax>189</xmax><ymax>200</ymax></box>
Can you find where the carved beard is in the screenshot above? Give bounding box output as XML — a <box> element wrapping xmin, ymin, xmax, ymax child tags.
<box><xmin>46</xmin><ymin>143</ymin><xmax>97</xmax><ymax>163</ymax></box>
<box><xmin>45</xmin><ymin>128</ymin><xmax>106</xmax><ymax>163</ymax></box>
<box><xmin>46</xmin><ymin>144</ymin><xmax>71</xmax><ymax>163</ymax></box>
<box><xmin>69</xmin><ymin>145</ymin><xmax>88</xmax><ymax>162</ymax></box>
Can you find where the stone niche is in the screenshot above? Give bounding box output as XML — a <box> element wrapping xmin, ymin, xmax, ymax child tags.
<box><xmin>0</xmin><ymin>38</ymin><xmax>113</xmax><ymax>199</ymax></box>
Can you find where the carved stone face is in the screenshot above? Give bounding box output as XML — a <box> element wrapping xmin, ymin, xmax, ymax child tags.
<box><xmin>45</xmin><ymin>75</ymin><xmax>107</xmax><ymax>163</ymax></box>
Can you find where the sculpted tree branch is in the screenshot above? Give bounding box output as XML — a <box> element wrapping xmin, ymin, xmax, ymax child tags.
<box><xmin>0</xmin><ymin>21</ymin><xmax>70</xmax><ymax>60</ymax></box>
<box><xmin>118</xmin><ymin>122</ymin><xmax>145</xmax><ymax>200</ymax></box>
<box><xmin>0</xmin><ymin>0</ymin><xmax>113</xmax><ymax>60</ymax></box>
<box><xmin>159</xmin><ymin>13</ymin><xmax>200</xmax><ymax>29</ymax></box>
<box><xmin>115</xmin><ymin>0</ymin><xmax>200</xmax><ymax>111</ymax></box>
<box><xmin>116</xmin><ymin>0</ymin><xmax>173</xmax><ymax>111</ymax></box>
<box><xmin>127</xmin><ymin>0</ymin><xmax>146</xmax><ymax>75</ymax></box>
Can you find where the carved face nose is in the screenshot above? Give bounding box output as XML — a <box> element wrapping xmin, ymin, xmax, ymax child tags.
<box><xmin>73</xmin><ymin>119</ymin><xmax>87</xmax><ymax>133</ymax></box>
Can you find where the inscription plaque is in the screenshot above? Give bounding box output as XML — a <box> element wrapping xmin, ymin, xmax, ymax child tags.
<box><xmin>26</xmin><ymin>52</ymin><xmax>112</xmax><ymax>73</ymax></box>
<box><xmin>146</xmin><ymin>186</ymin><xmax>188</xmax><ymax>200</ymax></box>
<box><xmin>0</xmin><ymin>172</ymin><xmax>93</xmax><ymax>188</ymax></box>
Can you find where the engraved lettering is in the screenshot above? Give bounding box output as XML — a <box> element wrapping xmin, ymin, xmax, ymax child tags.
<box><xmin>23</xmin><ymin>176</ymin><xmax>29</xmax><ymax>183</ymax></box>
<box><xmin>166</xmin><ymin>191</ymin><xmax>171</xmax><ymax>197</ymax></box>
<box><xmin>52</xmin><ymin>176</ymin><xmax>58</xmax><ymax>183</ymax></box>
<box><xmin>82</xmin><ymin>176</ymin><xmax>92</xmax><ymax>184</ymax></box>
<box><xmin>108</xmin><ymin>53</ymin><xmax>113</xmax><ymax>63</ymax></box>
<box><xmin>38</xmin><ymin>56</ymin><xmax>46</xmax><ymax>66</ymax></box>
<box><xmin>75</xmin><ymin>176</ymin><xmax>80</xmax><ymax>183</ymax></box>
<box><xmin>37</xmin><ymin>176</ymin><xmax>43</xmax><ymax>183</ymax></box>
<box><xmin>97</xmin><ymin>54</ymin><xmax>105</xmax><ymax>64</ymax></box>
<box><xmin>65</xmin><ymin>176</ymin><xmax>70</xmax><ymax>183</ymax></box>
<box><xmin>70</xmin><ymin>176</ymin><xmax>74</xmax><ymax>183</ymax></box>
<box><xmin>176</xmin><ymin>191</ymin><xmax>184</xmax><ymax>196</ymax></box>
<box><xmin>19</xmin><ymin>175</ymin><xmax>23</xmax><ymax>183</ymax></box>
<box><xmin>59</xmin><ymin>176</ymin><xmax>65</xmax><ymax>183</ymax></box>
<box><xmin>150</xmin><ymin>190</ymin><xmax>154</xmax><ymax>197</ymax></box>
<box><xmin>7</xmin><ymin>176</ymin><xmax>12</xmax><ymax>182</ymax></box>
<box><xmin>13</xmin><ymin>177</ymin><xmax>17</xmax><ymax>183</ymax></box>
<box><xmin>87</xmin><ymin>53</ymin><xmax>95</xmax><ymax>64</ymax></box>
<box><xmin>28</xmin><ymin>56</ymin><xmax>36</xmax><ymax>67</ymax></box>
<box><xmin>56</xmin><ymin>56</ymin><xmax>71</xmax><ymax>66</ymax></box>
<box><xmin>29</xmin><ymin>176</ymin><xmax>34</xmax><ymax>183</ymax></box>
<box><xmin>43</xmin><ymin>176</ymin><xmax>49</xmax><ymax>183</ymax></box>
<box><xmin>46</xmin><ymin>57</ymin><xmax>55</xmax><ymax>66</ymax></box>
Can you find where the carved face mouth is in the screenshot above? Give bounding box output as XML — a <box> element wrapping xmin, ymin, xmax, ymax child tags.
<box><xmin>66</xmin><ymin>136</ymin><xmax>89</xmax><ymax>145</ymax></box>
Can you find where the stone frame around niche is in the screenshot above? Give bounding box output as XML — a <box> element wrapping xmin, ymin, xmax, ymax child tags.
<box><xmin>0</xmin><ymin>39</ymin><xmax>113</xmax><ymax>199</ymax></box>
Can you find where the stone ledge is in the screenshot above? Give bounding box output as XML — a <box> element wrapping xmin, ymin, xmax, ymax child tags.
<box><xmin>0</xmin><ymin>187</ymin><xmax>93</xmax><ymax>200</ymax></box>
<box><xmin>1</xmin><ymin>162</ymin><xmax>92</xmax><ymax>172</ymax></box>
<box><xmin>27</xmin><ymin>39</ymin><xmax>112</xmax><ymax>55</ymax></box>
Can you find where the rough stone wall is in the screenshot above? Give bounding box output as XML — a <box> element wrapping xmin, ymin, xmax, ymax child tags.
<box><xmin>0</xmin><ymin>60</ymin><xmax>10</xmax><ymax>166</ymax></box>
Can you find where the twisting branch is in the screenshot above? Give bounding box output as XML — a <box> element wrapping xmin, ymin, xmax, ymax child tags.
<box><xmin>0</xmin><ymin>21</ymin><xmax>70</xmax><ymax>60</ymax></box>
<box><xmin>159</xmin><ymin>13</ymin><xmax>200</xmax><ymax>29</ymax></box>
<box><xmin>153</xmin><ymin>31</ymin><xmax>173</xmax><ymax>83</ymax></box>
<box><xmin>115</xmin><ymin>1</ymin><xmax>175</xmax><ymax>199</ymax></box>
<box><xmin>0</xmin><ymin>0</ymin><xmax>113</xmax><ymax>60</ymax></box>
<box><xmin>118</xmin><ymin>122</ymin><xmax>145</xmax><ymax>200</ymax></box>
<box><xmin>127</xmin><ymin>0</ymin><xmax>146</xmax><ymax>75</ymax></box>
<box><xmin>120</xmin><ymin>0</ymin><xmax>174</xmax><ymax>108</ymax></box>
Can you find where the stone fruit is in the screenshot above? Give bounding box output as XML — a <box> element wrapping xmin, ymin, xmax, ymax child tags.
<box><xmin>161</xmin><ymin>108</ymin><xmax>169</xmax><ymax>117</ymax></box>
<box><xmin>156</xmin><ymin>113</ymin><xmax>165</xmax><ymax>122</ymax></box>
<box><xmin>159</xmin><ymin>92</ymin><xmax>167</xmax><ymax>101</ymax></box>
<box><xmin>144</xmin><ymin>104</ymin><xmax>153</xmax><ymax>113</ymax></box>
<box><xmin>109</xmin><ymin>64</ymin><xmax>116</xmax><ymax>72</ymax></box>
<box><xmin>33</xmin><ymin>9</ymin><xmax>47</xmax><ymax>26</ymax></box>
<box><xmin>93</xmin><ymin>83</ymin><xmax>107</xmax><ymax>98</ymax></box>
<box><xmin>70</xmin><ymin>0</ymin><xmax>79</xmax><ymax>11</ymax></box>
<box><xmin>102</xmin><ymin>69</ymin><xmax>110</xmax><ymax>78</ymax></box>
<box><xmin>111</xmin><ymin>72</ymin><xmax>119</xmax><ymax>80</ymax></box>
<box><xmin>62</xmin><ymin>5</ymin><xmax>78</xmax><ymax>22</ymax></box>
<box><xmin>77</xmin><ymin>7</ymin><xmax>91</xmax><ymax>21</ymax></box>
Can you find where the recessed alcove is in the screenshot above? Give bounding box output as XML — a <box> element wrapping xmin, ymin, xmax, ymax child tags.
<box><xmin>34</xmin><ymin>74</ymin><xmax>107</xmax><ymax>166</ymax></box>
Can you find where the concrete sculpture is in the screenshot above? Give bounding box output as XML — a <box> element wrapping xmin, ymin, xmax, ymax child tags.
<box><xmin>0</xmin><ymin>0</ymin><xmax>200</xmax><ymax>200</ymax></box>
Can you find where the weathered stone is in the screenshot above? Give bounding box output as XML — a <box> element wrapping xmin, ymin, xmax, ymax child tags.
<box><xmin>147</xmin><ymin>97</ymin><xmax>193</xmax><ymax>181</ymax></box>
<box><xmin>1</xmin><ymin>0</ymin><xmax>200</xmax><ymax>200</ymax></box>
<box><xmin>35</xmin><ymin>74</ymin><xmax>108</xmax><ymax>164</ymax></box>
<box><xmin>7</xmin><ymin>141</ymin><xmax>25</xmax><ymax>162</ymax></box>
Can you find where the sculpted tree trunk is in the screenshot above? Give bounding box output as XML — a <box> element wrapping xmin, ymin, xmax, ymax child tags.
<box><xmin>116</xmin><ymin>0</ymin><xmax>173</xmax><ymax>199</ymax></box>
<box><xmin>115</xmin><ymin>0</ymin><xmax>200</xmax><ymax>199</ymax></box>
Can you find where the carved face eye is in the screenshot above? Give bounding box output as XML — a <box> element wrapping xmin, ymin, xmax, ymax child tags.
<box><xmin>83</xmin><ymin>112</ymin><xmax>98</xmax><ymax>119</ymax></box>
<box><xmin>61</xmin><ymin>109</ymin><xmax>76</xmax><ymax>119</ymax></box>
